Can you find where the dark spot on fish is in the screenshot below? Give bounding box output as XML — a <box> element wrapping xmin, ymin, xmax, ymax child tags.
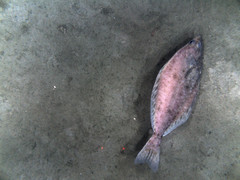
<box><xmin>167</xmin><ymin>109</ymin><xmax>176</xmax><ymax>117</ymax></box>
<box><xmin>185</xmin><ymin>85</ymin><xmax>189</xmax><ymax>90</ymax></box>
<box><xmin>208</xmin><ymin>131</ymin><xmax>212</xmax><ymax>134</ymax></box>
<box><xmin>168</xmin><ymin>66</ymin><xmax>172</xmax><ymax>71</ymax></box>
<box><xmin>172</xmin><ymin>114</ymin><xmax>177</xmax><ymax>121</ymax></box>
<box><xmin>165</xmin><ymin>120</ymin><xmax>172</xmax><ymax>127</ymax></box>
<box><xmin>173</xmin><ymin>73</ymin><xmax>178</xmax><ymax>79</ymax></box>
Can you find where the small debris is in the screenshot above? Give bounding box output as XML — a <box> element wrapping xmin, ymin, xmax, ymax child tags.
<box><xmin>57</xmin><ymin>24</ymin><xmax>67</xmax><ymax>34</ymax></box>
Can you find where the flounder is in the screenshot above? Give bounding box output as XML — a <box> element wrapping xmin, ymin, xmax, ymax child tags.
<box><xmin>135</xmin><ymin>36</ymin><xmax>203</xmax><ymax>172</ymax></box>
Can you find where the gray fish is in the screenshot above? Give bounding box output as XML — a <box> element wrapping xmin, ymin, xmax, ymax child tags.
<box><xmin>135</xmin><ymin>36</ymin><xmax>203</xmax><ymax>172</ymax></box>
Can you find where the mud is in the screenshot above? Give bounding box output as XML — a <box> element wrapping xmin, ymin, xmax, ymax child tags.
<box><xmin>0</xmin><ymin>0</ymin><xmax>239</xmax><ymax>179</ymax></box>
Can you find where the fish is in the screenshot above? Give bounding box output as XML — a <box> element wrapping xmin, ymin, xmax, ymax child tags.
<box><xmin>135</xmin><ymin>36</ymin><xmax>203</xmax><ymax>172</ymax></box>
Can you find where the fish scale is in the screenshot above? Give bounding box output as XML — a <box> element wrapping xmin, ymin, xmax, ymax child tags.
<box><xmin>135</xmin><ymin>36</ymin><xmax>203</xmax><ymax>172</ymax></box>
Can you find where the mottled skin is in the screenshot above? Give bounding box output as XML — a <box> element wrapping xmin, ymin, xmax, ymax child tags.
<box><xmin>135</xmin><ymin>36</ymin><xmax>203</xmax><ymax>172</ymax></box>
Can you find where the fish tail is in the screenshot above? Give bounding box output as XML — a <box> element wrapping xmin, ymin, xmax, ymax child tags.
<box><xmin>134</xmin><ymin>134</ymin><xmax>161</xmax><ymax>172</ymax></box>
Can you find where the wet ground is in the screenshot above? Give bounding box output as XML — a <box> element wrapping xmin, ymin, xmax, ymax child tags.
<box><xmin>0</xmin><ymin>0</ymin><xmax>240</xmax><ymax>179</ymax></box>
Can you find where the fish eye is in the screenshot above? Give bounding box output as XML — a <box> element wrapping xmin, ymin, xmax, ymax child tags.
<box><xmin>189</xmin><ymin>40</ymin><xmax>195</xmax><ymax>44</ymax></box>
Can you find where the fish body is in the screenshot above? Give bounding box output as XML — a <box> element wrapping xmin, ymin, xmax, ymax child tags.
<box><xmin>135</xmin><ymin>36</ymin><xmax>203</xmax><ymax>172</ymax></box>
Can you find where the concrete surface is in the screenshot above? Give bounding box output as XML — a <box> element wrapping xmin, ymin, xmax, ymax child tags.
<box><xmin>0</xmin><ymin>0</ymin><xmax>239</xmax><ymax>179</ymax></box>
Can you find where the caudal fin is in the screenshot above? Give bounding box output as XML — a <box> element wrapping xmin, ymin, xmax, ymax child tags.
<box><xmin>134</xmin><ymin>135</ymin><xmax>161</xmax><ymax>172</ymax></box>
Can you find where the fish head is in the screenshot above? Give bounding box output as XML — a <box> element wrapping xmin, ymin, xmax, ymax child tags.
<box><xmin>187</xmin><ymin>36</ymin><xmax>203</xmax><ymax>60</ymax></box>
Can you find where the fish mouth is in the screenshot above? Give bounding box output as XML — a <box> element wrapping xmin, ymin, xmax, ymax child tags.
<box><xmin>194</xmin><ymin>35</ymin><xmax>202</xmax><ymax>42</ymax></box>
<box><xmin>193</xmin><ymin>35</ymin><xmax>202</xmax><ymax>52</ymax></box>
